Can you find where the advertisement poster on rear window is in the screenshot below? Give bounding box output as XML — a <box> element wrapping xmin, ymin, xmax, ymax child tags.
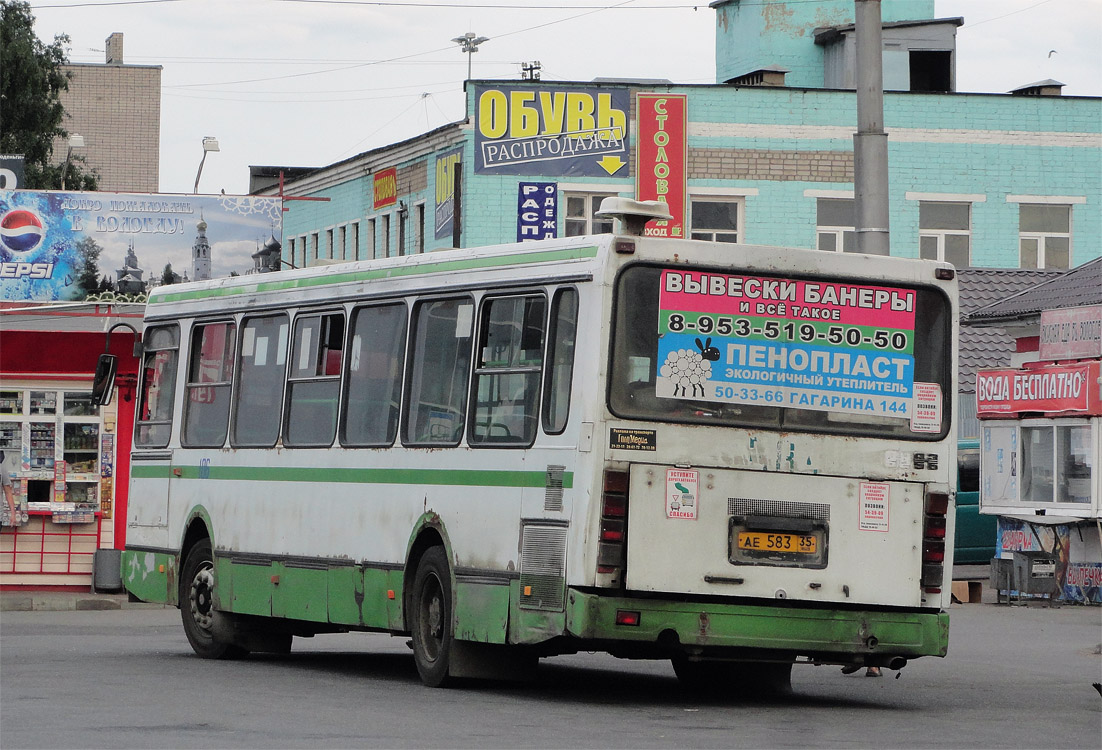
<box><xmin>0</xmin><ymin>190</ymin><xmax>282</xmax><ymax>302</ymax></box>
<box><xmin>656</xmin><ymin>269</ymin><xmax>923</xmax><ymax>422</ymax></box>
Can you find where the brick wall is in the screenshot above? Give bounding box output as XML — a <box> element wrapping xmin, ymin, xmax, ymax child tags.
<box><xmin>688</xmin><ymin>148</ymin><xmax>853</xmax><ymax>182</ymax></box>
<box><xmin>51</xmin><ymin>63</ymin><xmax>162</xmax><ymax>192</ymax></box>
<box><xmin>284</xmin><ymin>83</ymin><xmax>1100</xmax><ymax>267</ymax></box>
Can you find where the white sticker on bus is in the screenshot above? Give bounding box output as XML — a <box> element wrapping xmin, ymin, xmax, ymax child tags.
<box><xmin>276</xmin><ymin>323</ymin><xmax>289</xmax><ymax>366</ymax></box>
<box><xmin>455</xmin><ymin>303</ymin><xmax>473</xmax><ymax>338</ymax></box>
<box><xmin>859</xmin><ymin>482</ymin><xmax>890</xmax><ymax>532</ymax></box>
<box><xmin>254</xmin><ymin>336</ymin><xmax>268</xmax><ymax>367</ymax></box>
<box><xmin>910</xmin><ymin>382</ymin><xmax>942</xmax><ymax>433</ymax></box>
<box><xmin>666</xmin><ymin>468</ymin><xmax>699</xmax><ymax>520</ymax></box>
<box><xmin>299</xmin><ymin>327</ymin><xmax>313</xmax><ymax>373</ymax></box>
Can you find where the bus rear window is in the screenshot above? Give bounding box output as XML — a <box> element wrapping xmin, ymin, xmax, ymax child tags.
<box><xmin>609</xmin><ymin>264</ymin><xmax>952</xmax><ymax>440</ymax></box>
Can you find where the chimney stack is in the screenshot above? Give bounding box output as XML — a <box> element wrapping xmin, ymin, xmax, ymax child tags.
<box><xmin>1010</xmin><ymin>79</ymin><xmax>1065</xmax><ymax>97</ymax></box>
<box><xmin>105</xmin><ymin>33</ymin><xmax>123</xmax><ymax>65</ymax></box>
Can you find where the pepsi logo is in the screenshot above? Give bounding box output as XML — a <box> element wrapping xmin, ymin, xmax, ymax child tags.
<box><xmin>0</xmin><ymin>208</ymin><xmax>46</xmax><ymax>254</ymax></box>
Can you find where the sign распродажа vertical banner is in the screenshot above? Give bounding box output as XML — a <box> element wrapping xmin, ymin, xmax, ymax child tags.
<box><xmin>655</xmin><ymin>269</ymin><xmax>927</xmax><ymax>423</ymax></box>
<box><xmin>516</xmin><ymin>182</ymin><xmax>557</xmax><ymax>242</ymax></box>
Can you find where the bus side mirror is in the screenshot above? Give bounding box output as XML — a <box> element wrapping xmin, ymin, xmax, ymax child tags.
<box><xmin>92</xmin><ymin>354</ymin><xmax>119</xmax><ymax>406</ymax></box>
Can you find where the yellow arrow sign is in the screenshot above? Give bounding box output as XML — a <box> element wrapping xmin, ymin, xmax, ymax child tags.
<box><xmin>597</xmin><ymin>155</ymin><xmax>625</xmax><ymax>175</ymax></box>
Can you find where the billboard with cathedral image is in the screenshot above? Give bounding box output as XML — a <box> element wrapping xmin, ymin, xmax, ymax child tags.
<box><xmin>0</xmin><ymin>190</ymin><xmax>283</xmax><ymax>302</ymax></box>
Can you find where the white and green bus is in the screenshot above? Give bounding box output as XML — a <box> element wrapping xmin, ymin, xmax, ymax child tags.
<box><xmin>110</xmin><ymin>201</ymin><xmax>957</xmax><ymax>690</ymax></box>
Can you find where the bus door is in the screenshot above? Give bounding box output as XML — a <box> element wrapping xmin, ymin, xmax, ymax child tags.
<box><xmin>128</xmin><ymin>324</ymin><xmax>181</xmax><ymax>537</ymax></box>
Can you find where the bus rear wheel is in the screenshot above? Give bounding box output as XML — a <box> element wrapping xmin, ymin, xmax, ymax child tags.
<box><xmin>672</xmin><ymin>657</ymin><xmax>792</xmax><ymax>696</ymax></box>
<box><xmin>410</xmin><ymin>546</ymin><xmax>454</xmax><ymax>687</ymax></box>
<box><xmin>180</xmin><ymin>538</ymin><xmax>246</xmax><ymax>660</ymax></box>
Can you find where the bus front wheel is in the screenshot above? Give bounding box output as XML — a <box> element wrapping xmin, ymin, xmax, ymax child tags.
<box><xmin>179</xmin><ymin>538</ymin><xmax>246</xmax><ymax>660</ymax></box>
<box><xmin>410</xmin><ymin>546</ymin><xmax>454</xmax><ymax>687</ymax></box>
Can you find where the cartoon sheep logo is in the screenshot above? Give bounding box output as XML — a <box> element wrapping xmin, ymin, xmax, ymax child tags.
<box><xmin>661</xmin><ymin>338</ymin><xmax>719</xmax><ymax>397</ymax></box>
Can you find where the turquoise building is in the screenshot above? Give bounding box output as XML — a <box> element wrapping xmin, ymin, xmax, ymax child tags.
<box><xmin>261</xmin><ymin>0</ymin><xmax>1100</xmax><ymax>271</ymax></box>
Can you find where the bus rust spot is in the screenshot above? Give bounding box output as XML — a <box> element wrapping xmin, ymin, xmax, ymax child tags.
<box><xmin>699</xmin><ymin>612</ymin><xmax>710</xmax><ymax>637</ymax></box>
<box><xmin>354</xmin><ymin>586</ymin><xmax>366</xmax><ymax>626</ymax></box>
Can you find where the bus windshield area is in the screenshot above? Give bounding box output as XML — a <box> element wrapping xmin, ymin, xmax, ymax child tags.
<box><xmin>609</xmin><ymin>263</ymin><xmax>952</xmax><ymax>440</ymax></box>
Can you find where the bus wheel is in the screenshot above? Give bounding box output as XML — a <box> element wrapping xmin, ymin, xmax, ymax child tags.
<box><xmin>410</xmin><ymin>546</ymin><xmax>454</xmax><ymax>687</ymax></box>
<box><xmin>180</xmin><ymin>538</ymin><xmax>246</xmax><ymax>660</ymax></box>
<box><xmin>672</xmin><ymin>657</ymin><xmax>792</xmax><ymax>696</ymax></box>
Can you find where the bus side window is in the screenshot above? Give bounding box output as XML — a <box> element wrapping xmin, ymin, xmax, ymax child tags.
<box><xmin>182</xmin><ymin>321</ymin><xmax>236</xmax><ymax>448</ymax></box>
<box><xmin>542</xmin><ymin>288</ymin><xmax>578</xmax><ymax>435</ymax></box>
<box><xmin>404</xmin><ymin>297</ymin><xmax>473</xmax><ymax>446</ymax></box>
<box><xmin>135</xmin><ymin>325</ymin><xmax>180</xmax><ymax>448</ymax></box>
<box><xmin>341</xmin><ymin>303</ymin><xmax>407</xmax><ymax>446</ymax></box>
<box><xmin>470</xmin><ymin>294</ymin><xmax>546</xmax><ymax>446</ymax></box>
<box><xmin>285</xmin><ymin>311</ymin><xmax>344</xmax><ymax>447</ymax></box>
<box><xmin>232</xmin><ymin>314</ymin><xmax>288</xmax><ymax>447</ymax></box>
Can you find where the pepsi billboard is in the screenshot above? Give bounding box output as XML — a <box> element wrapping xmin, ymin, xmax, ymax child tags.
<box><xmin>0</xmin><ymin>190</ymin><xmax>283</xmax><ymax>302</ymax></box>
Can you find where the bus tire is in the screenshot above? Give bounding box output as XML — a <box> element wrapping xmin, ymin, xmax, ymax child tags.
<box><xmin>179</xmin><ymin>538</ymin><xmax>247</xmax><ymax>660</ymax></box>
<box><xmin>410</xmin><ymin>546</ymin><xmax>454</xmax><ymax>687</ymax></box>
<box><xmin>672</xmin><ymin>657</ymin><xmax>792</xmax><ymax>696</ymax></box>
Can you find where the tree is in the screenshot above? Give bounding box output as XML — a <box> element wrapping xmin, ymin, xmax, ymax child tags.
<box><xmin>0</xmin><ymin>1</ymin><xmax>97</xmax><ymax>190</ymax></box>
<box><xmin>75</xmin><ymin>236</ymin><xmax>102</xmax><ymax>295</ymax></box>
<box><xmin>161</xmin><ymin>263</ymin><xmax>177</xmax><ymax>286</ymax></box>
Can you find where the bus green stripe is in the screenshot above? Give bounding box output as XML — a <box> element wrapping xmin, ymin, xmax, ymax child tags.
<box><xmin>147</xmin><ymin>246</ymin><xmax>600</xmax><ymax>304</ymax></box>
<box><xmin>130</xmin><ymin>464</ymin><xmax>573</xmax><ymax>488</ymax></box>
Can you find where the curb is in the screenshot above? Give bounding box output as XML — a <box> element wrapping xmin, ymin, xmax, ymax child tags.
<box><xmin>0</xmin><ymin>592</ymin><xmax>157</xmax><ymax>612</ymax></box>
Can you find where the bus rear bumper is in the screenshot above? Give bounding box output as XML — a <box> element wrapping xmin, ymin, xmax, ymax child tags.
<box><xmin>565</xmin><ymin>589</ymin><xmax>949</xmax><ymax>661</ymax></box>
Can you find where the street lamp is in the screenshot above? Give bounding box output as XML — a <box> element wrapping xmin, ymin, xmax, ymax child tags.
<box><xmin>193</xmin><ymin>136</ymin><xmax>220</xmax><ymax>194</ymax></box>
<box><xmin>59</xmin><ymin>133</ymin><xmax>85</xmax><ymax>191</ymax></box>
<box><xmin>451</xmin><ymin>32</ymin><xmax>489</xmax><ymax>82</ymax></box>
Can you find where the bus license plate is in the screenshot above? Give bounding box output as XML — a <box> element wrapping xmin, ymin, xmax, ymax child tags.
<box><xmin>737</xmin><ymin>531</ymin><xmax>817</xmax><ymax>555</ymax></box>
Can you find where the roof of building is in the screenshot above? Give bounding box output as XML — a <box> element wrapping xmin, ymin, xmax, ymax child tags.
<box><xmin>814</xmin><ymin>17</ymin><xmax>964</xmax><ymax>45</ymax></box>
<box><xmin>1010</xmin><ymin>79</ymin><xmax>1066</xmax><ymax>92</ymax></box>
<box><xmin>0</xmin><ymin>302</ymin><xmax>145</xmax><ymax>333</ymax></box>
<box><xmin>963</xmin><ymin>257</ymin><xmax>1102</xmax><ymax>324</ymax></box>
<box><xmin>956</xmin><ymin>267</ymin><xmax>1066</xmax><ymax>392</ymax></box>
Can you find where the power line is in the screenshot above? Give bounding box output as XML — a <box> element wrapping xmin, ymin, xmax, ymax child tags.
<box><xmin>958</xmin><ymin>0</ymin><xmax>1056</xmax><ymax>30</ymax></box>
<box><xmin>166</xmin><ymin>45</ymin><xmax>458</xmax><ymax>88</ymax></box>
<box><xmin>163</xmin><ymin>78</ymin><xmax>476</xmax><ymax>95</ymax></box>
<box><xmin>32</xmin><ymin>0</ymin><xmax>859</xmax><ymax>9</ymax></box>
<box><xmin>73</xmin><ymin>55</ymin><xmax>520</xmax><ymax>66</ymax></box>
<box><xmin>163</xmin><ymin>84</ymin><xmax>458</xmax><ymax>104</ymax></box>
<box><xmin>33</xmin><ymin>0</ymin><xmax>701</xmax><ymax>8</ymax></box>
<box><xmin>101</xmin><ymin>0</ymin><xmax>648</xmax><ymax>89</ymax></box>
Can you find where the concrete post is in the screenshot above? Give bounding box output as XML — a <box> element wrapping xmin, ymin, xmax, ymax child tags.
<box><xmin>853</xmin><ymin>0</ymin><xmax>891</xmax><ymax>256</ymax></box>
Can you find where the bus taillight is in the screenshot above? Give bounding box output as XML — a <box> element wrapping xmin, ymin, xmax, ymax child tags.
<box><xmin>597</xmin><ymin>470</ymin><xmax>629</xmax><ymax>583</ymax></box>
<box><xmin>921</xmin><ymin>491</ymin><xmax>950</xmax><ymax>594</ymax></box>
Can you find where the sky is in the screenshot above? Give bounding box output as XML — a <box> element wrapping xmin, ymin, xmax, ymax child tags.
<box><xmin>27</xmin><ymin>0</ymin><xmax>1102</xmax><ymax>198</ymax></box>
